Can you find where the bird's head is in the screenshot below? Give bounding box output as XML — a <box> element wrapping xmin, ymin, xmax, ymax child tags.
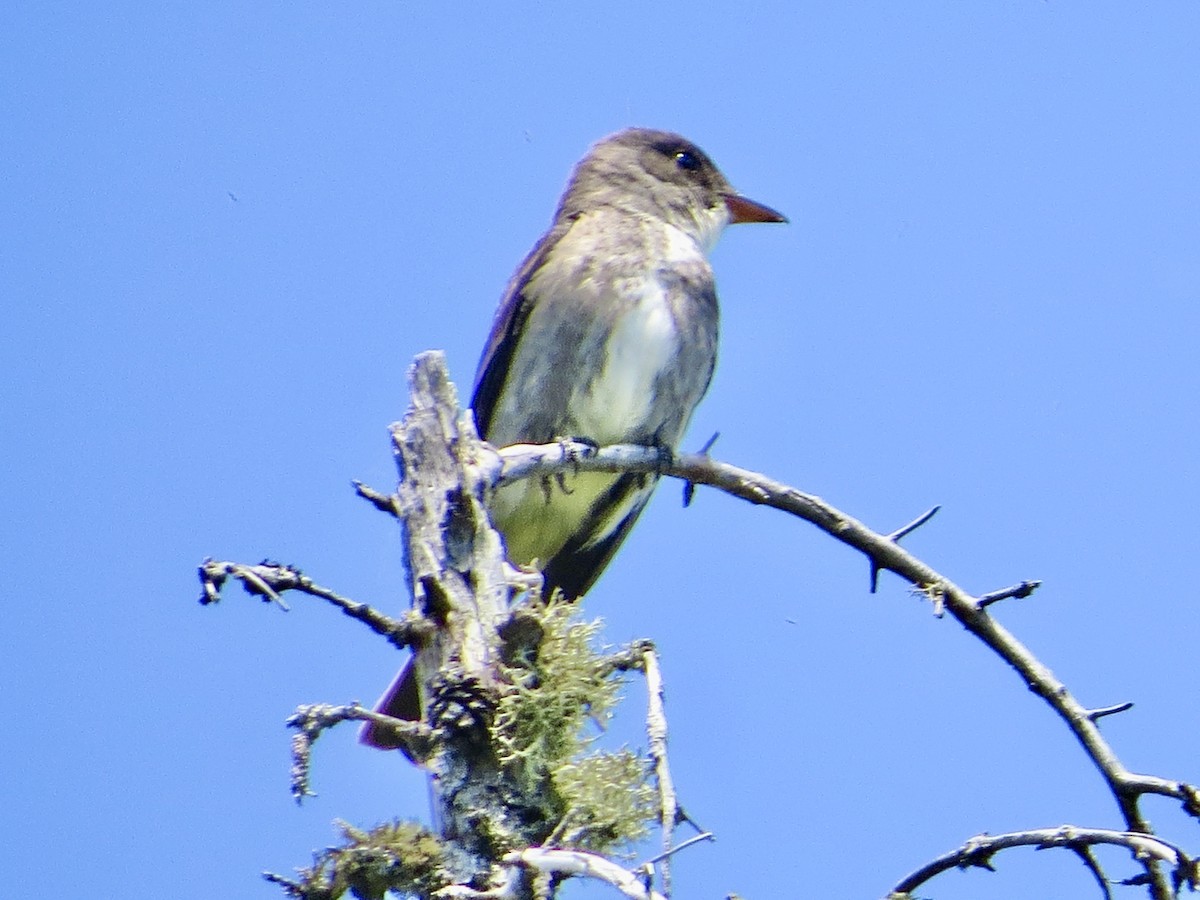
<box><xmin>560</xmin><ymin>127</ymin><xmax>786</xmax><ymax>253</ymax></box>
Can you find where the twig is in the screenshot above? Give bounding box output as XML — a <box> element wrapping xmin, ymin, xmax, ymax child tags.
<box><xmin>1087</xmin><ymin>702</ymin><xmax>1134</xmax><ymax>722</ymax></box>
<box><xmin>1070</xmin><ymin>845</ymin><xmax>1113</xmax><ymax>900</ymax></box>
<box><xmin>198</xmin><ymin>558</ymin><xmax>292</xmax><ymax>609</ymax></box>
<box><xmin>597</xmin><ymin>641</ymin><xmax>653</xmax><ymax>678</ymax></box>
<box><xmin>644</xmin><ymin>831</ymin><xmax>715</xmax><ymax>866</ymax></box>
<box><xmin>641</xmin><ymin>646</ymin><xmax>677</xmax><ymax>896</ymax></box>
<box><xmin>262</xmin><ymin>871</ymin><xmax>305</xmax><ymax>897</ymax></box>
<box><xmin>198</xmin><ymin>559</ymin><xmax>424</xmax><ymax>650</ymax></box>
<box><xmin>978</xmin><ymin>579</ymin><xmax>1043</xmax><ymax>608</ymax></box>
<box><xmin>352</xmin><ymin>479</ymin><xmax>400</xmax><ymax>516</ymax></box>
<box><xmin>887</xmin><ymin>505</ymin><xmax>941</xmax><ymax>542</ymax></box>
<box><xmin>286</xmin><ymin>703</ymin><xmax>436</xmax><ymax>799</ymax></box>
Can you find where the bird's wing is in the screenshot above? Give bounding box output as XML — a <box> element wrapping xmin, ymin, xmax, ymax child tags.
<box><xmin>470</xmin><ymin>218</ymin><xmax>573</xmax><ymax>436</ymax></box>
<box><xmin>540</xmin><ymin>471</ymin><xmax>657</xmax><ymax>599</ymax></box>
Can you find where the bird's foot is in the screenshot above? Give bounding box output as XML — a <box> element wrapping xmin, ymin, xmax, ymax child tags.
<box><xmin>649</xmin><ymin>438</ymin><xmax>675</xmax><ymax>474</ymax></box>
<box><xmin>557</xmin><ymin>435</ymin><xmax>600</xmax><ymax>462</ymax></box>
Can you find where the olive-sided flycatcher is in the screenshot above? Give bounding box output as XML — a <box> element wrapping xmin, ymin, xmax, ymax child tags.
<box><xmin>363</xmin><ymin>128</ymin><xmax>785</xmax><ymax>747</ymax></box>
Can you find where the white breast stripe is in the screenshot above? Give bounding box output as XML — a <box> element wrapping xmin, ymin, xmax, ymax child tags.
<box><xmin>579</xmin><ymin>280</ymin><xmax>680</xmax><ymax>442</ymax></box>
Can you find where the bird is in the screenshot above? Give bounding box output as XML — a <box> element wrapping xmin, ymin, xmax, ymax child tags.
<box><xmin>362</xmin><ymin>128</ymin><xmax>785</xmax><ymax>748</ymax></box>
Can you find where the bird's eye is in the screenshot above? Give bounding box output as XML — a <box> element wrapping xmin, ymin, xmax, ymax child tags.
<box><xmin>674</xmin><ymin>150</ymin><xmax>700</xmax><ymax>171</ymax></box>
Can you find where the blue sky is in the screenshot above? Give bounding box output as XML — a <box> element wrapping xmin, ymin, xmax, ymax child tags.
<box><xmin>4</xmin><ymin>3</ymin><xmax>1200</xmax><ymax>898</ymax></box>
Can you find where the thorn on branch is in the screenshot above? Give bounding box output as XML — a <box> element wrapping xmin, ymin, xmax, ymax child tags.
<box><xmin>353</xmin><ymin>479</ymin><xmax>400</xmax><ymax>516</ymax></box>
<box><xmin>1067</xmin><ymin>845</ymin><xmax>1112</xmax><ymax>900</ymax></box>
<box><xmin>643</xmin><ymin>830</ymin><xmax>715</xmax><ymax>866</ymax></box>
<box><xmin>888</xmin><ymin>505</ymin><xmax>942</xmax><ymax>543</ymax></box>
<box><xmin>870</xmin><ymin>506</ymin><xmax>940</xmax><ymax>593</ymax></box>
<box><xmin>682</xmin><ymin>432</ymin><xmax>719</xmax><ymax>508</ymax></box>
<box><xmin>978</xmin><ymin>580</ymin><xmax>1043</xmax><ymax>609</ymax></box>
<box><xmin>1086</xmin><ymin>702</ymin><xmax>1134</xmax><ymax>722</ymax></box>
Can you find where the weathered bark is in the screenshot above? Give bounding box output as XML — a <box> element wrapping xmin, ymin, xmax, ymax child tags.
<box><xmin>393</xmin><ymin>352</ymin><xmax>552</xmax><ymax>883</ymax></box>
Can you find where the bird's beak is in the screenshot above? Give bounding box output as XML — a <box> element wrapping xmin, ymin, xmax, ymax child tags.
<box><xmin>723</xmin><ymin>193</ymin><xmax>788</xmax><ymax>225</ymax></box>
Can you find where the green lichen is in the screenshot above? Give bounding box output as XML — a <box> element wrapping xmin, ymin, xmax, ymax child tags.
<box><xmin>551</xmin><ymin>749</ymin><xmax>657</xmax><ymax>851</ymax></box>
<box><xmin>266</xmin><ymin>820</ymin><xmax>450</xmax><ymax>900</ymax></box>
<box><xmin>490</xmin><ymin>597</ymin><xmax>657</xmax><ymax>854</ymax></box>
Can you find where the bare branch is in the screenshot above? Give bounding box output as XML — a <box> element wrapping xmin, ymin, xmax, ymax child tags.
<box><xmin>198</xmin><ymin>558</ymin><xmax>292</xmax><ymax>609</ymax></box>
<box><xmin>597</xmin><ymin>640</ymin><xmax>653</xmax><ymax>678</ymax></box>
<box><xmin>497</xmin><ymin>442</ymin><xmax>1200</xmax><ymax>835</ymax></box>
<box><xmin>205</xmin><ymin>357</ymin><xmax>1200</xmax><ymax>900</ymax></box>
<box><xmin>641</xmin><ymin>645</ymin><xmax>677</xmax><ymax>895</ymax></box>
<box><xmin>198</xmin><ymin>558</ymin><xmax>425</xmax><ymax>650</ymax></box>
<box><xmin>287</xmin><ymin>703</ymin><xmax>436</xmax><ymax>798</ymax></box>
<box><xmin>503</xmin><ymin>848</ymin><xmax>666</xmax><ymax>900</ymax></box>
<box><xmin>891</xmin><ymin>826</ymin><xmax>1194</xmax><ymax>898</ymax></box>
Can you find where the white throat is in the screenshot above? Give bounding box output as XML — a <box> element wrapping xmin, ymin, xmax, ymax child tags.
<box><xmin>690</xmin><ymin>202</ymin><xmax>731</xmax><ymax>256</ymax></box>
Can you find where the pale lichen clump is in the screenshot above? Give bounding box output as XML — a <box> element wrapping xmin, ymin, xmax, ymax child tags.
<box><xmin>492</xmin><ymin>596</ymin><xmax>656</xmax><ymax>854</ymax></box>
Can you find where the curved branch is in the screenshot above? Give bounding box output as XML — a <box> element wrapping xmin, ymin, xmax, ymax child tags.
<box><xmin>498</xmin><ymin>441</ymin><xmax>1200</xmax><ymax>897</ymax></box>
<box><xmin>890</xmin><ymin>826</ymin><xmax>1197</xmax><ymax>898</ymax></box>
<box><xmin>287</xmin><ymin>703</ymin><xmax>436</xmax><ymax>799</ymax></box>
